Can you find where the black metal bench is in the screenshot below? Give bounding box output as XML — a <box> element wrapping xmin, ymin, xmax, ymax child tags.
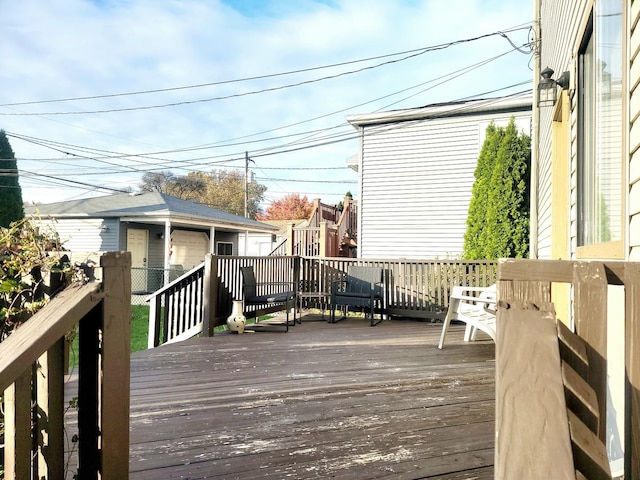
<box><xmin>240</xmin><ymin>266</ymin><xmax>297</xmax><ymax>332</ymax></box>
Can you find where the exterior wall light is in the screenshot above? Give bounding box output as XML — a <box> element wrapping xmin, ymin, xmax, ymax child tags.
<box><xmin>537</xmin><ymin>67</ymin><xmax>570</xmax><ymax>107</ymax></box>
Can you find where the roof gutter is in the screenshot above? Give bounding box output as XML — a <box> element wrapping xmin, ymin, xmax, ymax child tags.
<box><xmin>346</xmin><ymin>95</ymin><xmax>532</xmax><ymax>127</ymax></box>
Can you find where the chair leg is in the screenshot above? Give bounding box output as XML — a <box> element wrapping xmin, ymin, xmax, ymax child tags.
<box><xmin>370</xmin><ymin>299</ymin><xmax>383</xmax><ymax>326</ymax></box>
<box><xmin>438</xmin><ymin>300</ymin><xmax>459</xmax><ymax>349</ymax></box>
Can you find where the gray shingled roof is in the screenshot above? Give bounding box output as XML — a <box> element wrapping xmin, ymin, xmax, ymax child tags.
<box><xmin>26</xmin><ymin>192</ymin><xmax>276</xmax><ymax>231</ymax></box>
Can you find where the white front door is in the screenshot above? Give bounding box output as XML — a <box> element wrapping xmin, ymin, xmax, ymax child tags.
<box><xmin>127</xmin><ymin>228</ymin><xmax>148</xmax><ymax>293</ymax></box>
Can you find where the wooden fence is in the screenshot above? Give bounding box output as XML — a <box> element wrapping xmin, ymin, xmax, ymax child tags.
<box><xmin>0</xmin><ymin>252</ymin><xmax>131</xmax><ymax>480</ymax></box>
<box><xmin>495</xmin><ymin>259</ymin><xmax>640</xmax><ymax>480</ymax></box>
<box><xmin>301</xmin><ymin>257</ymin><xmax>497</xmax><ymax>320</ymax></box>
<box><xmin>147</xmin><ymin>255</ymin><xmax>497</xmax><ymax>347</ymax></box>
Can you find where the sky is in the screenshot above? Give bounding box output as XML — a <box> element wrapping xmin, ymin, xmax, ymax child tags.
<box><xmin>1</xmin><ymin>0</ymin><xmax>534</xmax><ymax>211</ymax></box>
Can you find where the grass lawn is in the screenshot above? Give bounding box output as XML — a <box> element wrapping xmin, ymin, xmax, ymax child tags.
<box><xmin>69</xmin><ymin>305</ymin><xmax>150</xmax><ymax>368</ymax></box>
<box><xmin>68</xmin><ymin>305</ymin><xmax>233</xmax><ymax>367</ymax></box>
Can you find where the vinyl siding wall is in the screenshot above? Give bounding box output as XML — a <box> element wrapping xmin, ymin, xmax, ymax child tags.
<box><xmin>538</xmin><ymin>0</ymin><xmax>591</xmax><ymax>259</ymax></box>
<box><xmin>358</xmin><ymin>112</ymin><xmax>531</xmax><ymax>259</ymax></box>
<box><xmin>47</xmin><ymin>218</ymin><xmax>120</xmax><ymax>252</ymax></box>
<box><xmin>630</xmin><ymin>0</ymin><xmax>640</xmax><ymax>259</ymax></box>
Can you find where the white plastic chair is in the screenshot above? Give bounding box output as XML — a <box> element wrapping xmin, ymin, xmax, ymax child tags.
<box><xmin>438</xmin><ymin>285</ymin><xmax>497</xmax><ymax>349</ymax></box>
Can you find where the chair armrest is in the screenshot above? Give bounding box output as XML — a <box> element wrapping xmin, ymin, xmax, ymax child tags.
<box><xmin>452</xmin><ymin>294</ymin><xmax>496</xmax><ymax>305</ymax></box>
<box><xmin>255</xmin><ymin>281</ymin><xmax>295</xmax><ymax>287</ymax></box>
<box><xmin>331</xmin><ymin>279</ymin><xmax>345</xmax><ymax>294</ymax></box>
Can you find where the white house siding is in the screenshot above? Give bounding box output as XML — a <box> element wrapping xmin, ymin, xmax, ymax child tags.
<box><xmin>358</xmin><ymin>111</ymin><xmax>532</xmax><ymax>259</ymax></box>
<box><xmin>45</xmin><ymin>218</ymin><xmax>119</xmax><ymax>252</ymax></box>
<box><xmin>630</xmin><ymin>0</ymin><xmax>640</xmax><ymax>259</ymax></box>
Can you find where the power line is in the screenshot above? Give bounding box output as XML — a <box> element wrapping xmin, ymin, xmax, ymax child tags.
<box><xmin>8</xmin><ymin>85</ymin><xmax>532</xmax><ymax>186</ymax></box>
<box><xmin>0</xmin><ymin>38</ymin><xmax>516</xmax><ymax>107</ymax></box>
<box><xmin>6</xmin><ymin>45</ymin><xmax>529</xmax><ymax>173</ymax></box>
<box><xmin>0</xmin><ymin>27</ymin><xmax>532</xmax><ymax>117</ymax></box>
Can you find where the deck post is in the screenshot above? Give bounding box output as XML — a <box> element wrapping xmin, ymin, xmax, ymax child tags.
<box><xmin>3</xmin><ymin>369</ymin><xmax>32</xmax><ymax>480</ymax></box>
<box><xmin>100</xmin><ymin>251</ymin><xmax>131</xmax><ymax>480</ymax></box>
<box><xmin>495</xmin><ymin>302</ymin><xmax>574</xmax><ymax>479</ymax></box>
<box><xmin>286</xmin><ymin>224</ymin><xmax>295</xmax><ymax>256</ymax></box>
<box><xmin>573</xmin><ymin>262</ymin><xmax>608</xmax><ymax>441</ymax></box>
<box><xmin>625</xmin><ymin>263</ymin><xmax>640</xmax><ymax>478</ymax></box>
<box><xmin>202</xmin><ymin>254</ymin><xmax>218</xmax><ymax>337</ymax></box>
<box><xmin>319</xmin><ymin>222</ymin><xmax>328</xmax><ymax>257</ymax></box>
<box><xmin>77</xmin><ymin>299</ymin><xmax>101</xmax><ymax>480</ymax></box>
<box><xmin>35</xmin><ymin>340</ymin><xmax>65</xmax><ymax>479</ymax></box>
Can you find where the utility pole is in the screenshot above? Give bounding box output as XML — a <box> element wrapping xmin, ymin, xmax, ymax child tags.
<box><xmin>244</xmin><ymin>151</ymin><xmax>255</xmax><ymax>218</ymax></box>
<box><xmin>244</xmin><ymin>151</ymin><xmax>249</xmax><ymax>218</ymax></box>
<box><xmin>244</xmin><ymin>151</ymin><xmax>254</xmax><ymax>256</ymax></box>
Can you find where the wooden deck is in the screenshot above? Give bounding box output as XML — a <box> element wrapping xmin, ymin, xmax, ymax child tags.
<box><xmin>119</xmin><ymin>315</ymin><xmax>495</xmax><ymax>479</ymax></box>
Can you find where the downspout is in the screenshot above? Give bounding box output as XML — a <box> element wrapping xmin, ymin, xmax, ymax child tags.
<box><xmin>530</xmin><ymin>0</ymin><xmax>542</xmax><ymax>259</ymax></box>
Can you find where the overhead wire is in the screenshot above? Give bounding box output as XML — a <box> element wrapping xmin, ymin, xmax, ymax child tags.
<box><xmin>6</xmin><ymin>23</ymin><xmax>534</xmax><ymax>200</ymax></box>
<box><xmin>0</xmin><ymin>26</ymin><xmax>532</xmax><ymax>117</ymax></box>
<box><xmin>5</xmin><ymin>26</ymin><xmax>533</xmax><ymax>172</ymax></box>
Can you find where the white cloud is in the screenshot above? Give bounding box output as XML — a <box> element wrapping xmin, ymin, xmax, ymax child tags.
<box><xmin>1</xmin><ymin>0</ymin><xmax>533</xmax><ymax>206</ymax></box>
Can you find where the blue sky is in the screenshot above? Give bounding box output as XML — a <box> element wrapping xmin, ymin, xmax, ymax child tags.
<box><xmin>1</xmin><ymin>0</ymin><xmax>534</xmax><ymax>209</ymax></box>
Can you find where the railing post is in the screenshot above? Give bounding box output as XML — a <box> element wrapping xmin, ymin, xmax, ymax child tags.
<box><xmin>36</xmin><ymin>339</ymin><xmax>65</xmax><ymax>479</ymax></box>
<box><xmin>287</xmin><ymin>224</ymin><xmax>295</xmax><ymax>256</ymax></box>
<box><xmin>77</xmin><ymin>298</ymin><xmax>101</xmax><ymax>480</ymax></box>
<box><xmin>573</xmin><ymin>262</ymin><xmax>608</xmax><ymax>441</ymax></box>
<box><xmin>202</xmin><ymin>254</ymin><xmax>218</xmax><ymax>337</ymax></box>
<box><xmin>626</xmin><ymin>263</ymin><xmax>640</xmax><ymax>479</ymax></box>
<box><xmin>320</xmin><ymin>222</ymin><xmax>328</xmax><ymax>257</ymax></box>
<box><xmin>147</xmin><ymin>293</ymin><xmax>162</xmax><ymax>349</ymax></box>
<box><xmin>4</xmin><ymin>369</ymin><xmax>32</xmax><ymax>480</ymax></box>
<box><xmin>100</xmin><ymin>251</ymin><xmax>131</xmax><ymax>480</ymax></box>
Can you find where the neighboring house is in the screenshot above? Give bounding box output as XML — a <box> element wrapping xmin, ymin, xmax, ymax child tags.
<box><xmin>26</xmin><ymin>192</ymin><xmax>278</xmax><ymax>291</ymax></box>
<box><xmin>346</xmin><ymin>94</ymin><xmax>532</xmax><ymax>259</ymax></box>
<box><xmin>534</xmin><ymin>1</ymin><xmax>635</xmax><ymax>475</ymax></box>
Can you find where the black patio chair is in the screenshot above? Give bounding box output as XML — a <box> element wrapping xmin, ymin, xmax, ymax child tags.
<box><xmin>240</xmin><ymin>266</ymin><xmax>297</xmax><ymax>332</ymax></box>
<box><xmin>330</xmin><ymin>266</ymin><xmax>384</xmax><ymax>326</ymax></box>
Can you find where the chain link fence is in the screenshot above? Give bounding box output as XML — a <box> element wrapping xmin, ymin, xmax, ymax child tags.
<box><xmin>130</xmin><ymin>266</ymin><xmax>185</xmax><ymax>306</ymax></box>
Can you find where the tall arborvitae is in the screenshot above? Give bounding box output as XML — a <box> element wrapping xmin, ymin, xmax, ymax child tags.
<box><xmin>0</xmin><ymin>130</ymin><xmax>24</xmax><ymax>227</ymax></box>
<box><xmin>463</xmin><ymin>118</ymin><xmax>530</xmax><ymax>259</ymax></box>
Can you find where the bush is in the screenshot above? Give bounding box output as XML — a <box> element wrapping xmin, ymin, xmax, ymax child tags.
<box><xmin>463</xmin><ymin>118</ymin><xmax>531</xmax><ymax>260</ymax></box>
<box><xmin>0</xmin><ymin>217</ymin><xmax>71</xmax><ymax>340</ymax></box>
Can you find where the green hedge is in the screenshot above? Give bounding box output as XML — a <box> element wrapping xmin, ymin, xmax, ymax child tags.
<box><xmin>463</xmin><ymin>118</ymin><xmax>531</xmax><ymax>260</ymax></box>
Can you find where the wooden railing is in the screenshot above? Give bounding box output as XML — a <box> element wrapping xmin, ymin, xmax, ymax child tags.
<box><xmin>286</xmin><ymin>196</ymin><xmax>358</xmax><ymax>257</ymax></box>
<box><xmin>147</xmin><ymin>255</ymin><xmax>300</xmax><ymax>346</ymax></box>
<box><xmin>308</xmin><ymin>199</ymin><xmax>339</xmax><ymax>227</ymax></box>
<box><xmin>291</xmin><ymin>226</ymin><xmax>321</xmax><ymax>257</ymax></box>
<box><xmin>268</xmin><ymin>238</ymin><xmax>287</xmax><ymax>256</ymax></box>
<box><xmin>300</xmin><ymin>257</ymin><xmax>496</xmax><ymax>320</ymax></box>
<box><xmin>203</xmin><ymin>255</ymin><xmax>300</xmax><ymax>334</ymax></box>
<box><xmin>495</xmin><ymin>259</ymin><xmax>640</xmax><ymax>480</ymax></box>
<box><xmin>335</xmin><ymin>196</ymin><xmax>357</xmax><ymax>244</ymax></box>
<box><xmin>148</xmin><ymin>255</ymin><xmax>496</xmax><ymax>347</ymax></box>
<box><xmin>147</xmin><ymin>262</ymin><xmax>205</xmax><ymax>348</ymax></box>
<box><xmin>0</xmin><ymin>252</ymin><xmax>131</xmax><ymax>480</ymax></box>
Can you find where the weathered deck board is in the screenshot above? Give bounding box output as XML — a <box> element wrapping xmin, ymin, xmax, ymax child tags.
<box><xmin>124</xmin><ymin>316</ymin><xmax>495</xmax><ymax>479</ymax></box>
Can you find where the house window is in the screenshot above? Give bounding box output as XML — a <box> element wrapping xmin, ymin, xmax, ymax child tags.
<box><xmin>577</xmin><ymin>2</ymin><xmax>623</xmax><ymax>253</ymax></box>
<box><xmin>217</xmin><ymin>242</ymin><xmax>233</xmax><ymax>256</ymax></box>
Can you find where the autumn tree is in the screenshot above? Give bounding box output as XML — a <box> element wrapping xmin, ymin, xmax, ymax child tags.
<box><xmin>258</xmin><ymin>194</ymin><xmax>314</xmax><ymax>220</ymax></box>
<box><xmin>139</xmin><ymin>171</ymin><xmax>175</xmax><ymax>193</ymax></box>
<box><xmin>138</xmin><ymin>169</ymin><xmax>266</xmax><ymax>218</ymax></box>
<box><xmin>0</xmin><ymin>130</ymin><xmax>24</xmax><ymax>227</ymax></box>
